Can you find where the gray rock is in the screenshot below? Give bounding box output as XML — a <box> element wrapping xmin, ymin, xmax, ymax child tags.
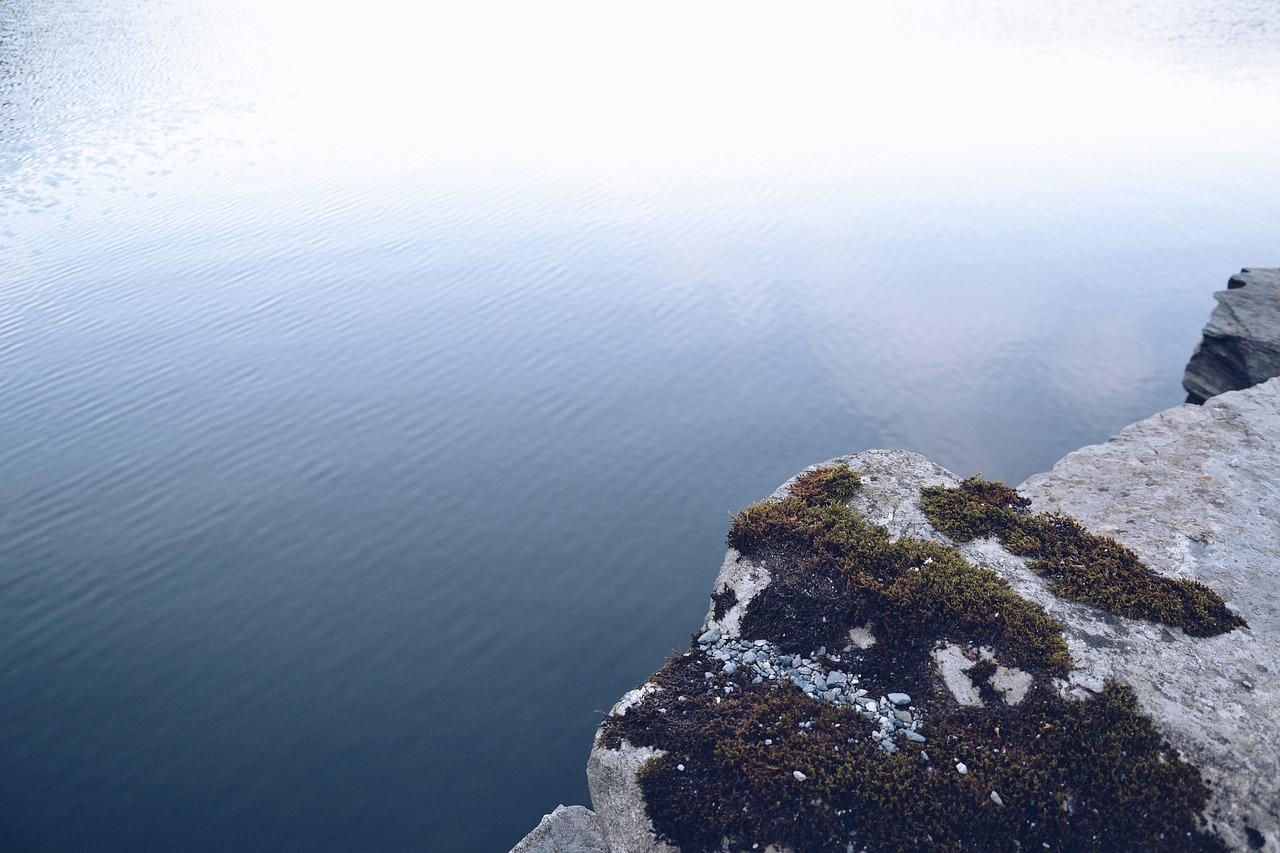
<box><xmin>581</xmin><ymin>380</ymin><xmax>1280</xmax><ymax>851</ymax></box>
<box><xmin>697</xmin><ymin>627</ymin><xmax>721</xmax><ymax>645</ymax></box>
<box><xmin>1183</xmin><ymin>268</ymin><xmax>1280</xmax><ymax>403</ymax></box>
<box><xmin>1019</xmin><ymin>379</ymin><xmax>1280</xmax><ymax>850</ymax></box>
<box><xmin>509</xmin><ymin>805</ymin><xmax>611</xmax><ymax>853</ymax></box>
<box><xmin>887</xmin><ymin>693</ymin><xmax>911</xmax><ymax>706</ymax></box>
<box><xmin>587</xmin><ymin>733</ymin><xmax>677</xmax><ymax>853</ymax></box>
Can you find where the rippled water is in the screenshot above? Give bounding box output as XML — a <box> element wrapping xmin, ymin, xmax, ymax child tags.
<box><xmin>2</xmin><ymin>1</ymin><xmax>1279</xmax><ymax>850</ymax></box>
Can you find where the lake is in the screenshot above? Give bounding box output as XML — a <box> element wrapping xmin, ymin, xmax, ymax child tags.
<box><xmin>2</xmin><ymin>1</ymin><xmax>1279</xmax><ymax>849</ymax></box>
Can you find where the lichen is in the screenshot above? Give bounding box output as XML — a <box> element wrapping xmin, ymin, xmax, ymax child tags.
<box><xmin>920</xmin><ymin>476</ymin><xmax>1246</xmax><ymax>636</ymax></box>
<box><xmin>598</xmin><ymin>465</ymin><xmax>1226</xmax><ymax>852</ymax></box>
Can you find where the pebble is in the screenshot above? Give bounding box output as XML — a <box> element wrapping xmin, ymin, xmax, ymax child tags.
<box><xmin>1225</xmin><ymin>602</ymin><xmax>1242</xmax><ymax>617</ymax></box>
<box><xmin>677</xmin><ymin>764</ymin><xmax>685</xmax><ymax>771</ymax></box>
<box><xmin>956</xmin><ymin>762</ymin><xmax>968</xmax><ymax>774</ymax></box>
<box><xmin>990</xmin><ymin>791</ymin><xmax>1003</xmax><ymax>806</ymax></box>
<box><xmin>692</xmin><ymin>633</ymin><xmax>930</xmax><ymax>753</ymax></box>
<box><xmin>793</xmin><ymin>770</ymin><xmax>807</xmax><ymax>781</ymax></box>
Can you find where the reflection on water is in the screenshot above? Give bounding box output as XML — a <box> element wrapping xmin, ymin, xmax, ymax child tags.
<box><xmin>2</xmin><ymin>1</ymin><xmax>1279</xmax><ymax>850</ymax></box>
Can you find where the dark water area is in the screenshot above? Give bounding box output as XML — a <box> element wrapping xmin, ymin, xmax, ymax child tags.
<box><xmin>2</xmin><ymin>1</ymin><xmax>1279</xmax><ymax>850</ymax></box>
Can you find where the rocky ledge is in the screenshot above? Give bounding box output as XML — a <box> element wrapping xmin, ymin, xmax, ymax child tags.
<box><xmin>1184</xmin><ymin>268</ymin><xmax>1280</xmax><ymax>403</ymax></box>
<box><xmin>516</xmin><ymin>343</ymin><xmax>1280</xmax><ymax>853</ymax></box>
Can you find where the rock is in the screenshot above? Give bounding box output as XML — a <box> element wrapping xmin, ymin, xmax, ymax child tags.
<box><xmin>886</xmin><ymin>693</ymin><xmax>911</xmax><ymax>706</ymax></box>
<box><xmin>584</xmin><ymin>423</ymin><xmax>1280</xmax><ymax>850</ymax></box>
<box><xmin>1019</xmin><ymin>378</ymin><xmax>1280</xmax><ymax>850</ymax></box>
<box><xmin>990</xmin><ymin>791</ymin><xmax>1004</xmax><ymax>807</ymax></box>
<box><xmin>956</xmin><ymin>762</ymin><xmax>968</xmax><ymax>775</ymax></box>
<box><xmin>697</xmin><ymin>628</ymin><xmax>721</xmax><ymax>645</ymax></box>
<box><xmin>1183</xmin><ymin>268</ymin><xmax>1280</xmax><ymax>403</ymax></box>
<box><xmin>792</xmin><ymin>770</ymin><xmax>807</xmax><ymax>781</ymax></box>
<box><xmin>510</xmin><ymin>805</ymin><xmax>611</xmax><ymax>853</ymax></box>
<box><xmin>586</xmin><ymin>737</ymin><xmax>676</xmax><ymax>853</ymax></box>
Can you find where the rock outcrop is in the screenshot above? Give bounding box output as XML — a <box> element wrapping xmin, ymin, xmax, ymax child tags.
<box><xmin>510</xmin><ymin>805</ymin><xmax>611</xmax><ymax>853</ymax></box>
<box><xmin>1184</xmin><ymin>268</ymin><xmax>1280</xmax><ymax>403</ymax></box>
<box><xmin>583</xmin><ymin>423</ymin><xmax>1279</xmax><ymax>851</ymax></box>
<box><xmin>512</xmin><ymin>304</ymin><xmax>1280</xmax><ymax>853</ymax></box>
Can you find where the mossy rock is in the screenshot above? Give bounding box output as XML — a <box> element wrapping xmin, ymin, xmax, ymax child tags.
<box><xmin>595</xmin><ymin>461</ymin><xmax>1228</xmax><ymax>851</ymax></box>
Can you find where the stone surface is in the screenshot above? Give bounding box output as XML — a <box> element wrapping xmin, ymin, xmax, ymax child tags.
<box><xmin>510</xmin><ymin>805</ymin><xmax>611</xmax><ymax>853</ymax></box>
<box><xmin>584</xmin><ymin>408</ymin><xmax>1280</xmax><ymax>849</ymax></box>
<box><xmin>1020</xmin><ymin>377</ymin><xmax>1280</xmax><ymax>851</ymax></box>
<box><xmin>1183</xmin><ymin>268</ymin><xmax>1280</xmax><ymax>403</ymax></box>
<box><xmin>585</xmin><ymin>729</ymin><xmax>676</xmax><ymax>853</ymax></box>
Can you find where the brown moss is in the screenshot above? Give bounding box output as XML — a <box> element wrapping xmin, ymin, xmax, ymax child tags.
<box><xmin>607</xmin><ymin>673</ymin><xmax>1224</xmax><ymax>852</ymax></box>
<box><xmin>920</xmin><ymin>477</ymin><xmax>1246</xmax><ymax>636</ymax></box>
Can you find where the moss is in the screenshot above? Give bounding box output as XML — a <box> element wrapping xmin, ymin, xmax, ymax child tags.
<box><xmin>730</xmin><ymin>466</ymin><xmax>1071</xmax><ymax>673</ymax></box>
<box><xmin>920</xmin><ymin>477</ymin><xmax>1246</xmax><ymax>636</ymax></box>
<box><xmin>711</xmin><ymin>586</ymin><xmax>738</xmax><ymax>621</ymax></box>
<box><xmin>598</xmin><ymin>464</ymin><xmax>1226</xmax><ymax>851</ymax></box>
<box><xmin>606</xmin><ymin>667</ymin><xmax>1224</xmax><ymax>852</ymax></box>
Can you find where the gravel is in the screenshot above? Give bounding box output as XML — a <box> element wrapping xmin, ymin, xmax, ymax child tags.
<box><xmin>692</xmin><ymin>633</ymin><xmax>929</xmax><ymax>751</ymax></box>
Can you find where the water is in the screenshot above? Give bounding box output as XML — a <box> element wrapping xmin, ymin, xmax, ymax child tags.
<box><xmin>2</xmin><ymin>1</ymin><xmax>1279</xmax><ymax>849</ymax></box>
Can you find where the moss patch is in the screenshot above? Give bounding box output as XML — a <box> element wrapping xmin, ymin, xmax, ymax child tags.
<box><xmin>920</xmin><ymin>477</ymin><xmax>1245</xmax><ymax>636</ymax></box>
<box><xmin>599</xmin><ymin>465</ymin><xmax>1226</xmax><ymax>851</ymax></box>
<box><xmin>728</xmin><ymin>466</ymin><xmax>1070</xmax><ymax>675</ymax></box>
<box><xmin>604</xmin><ymin>655</ymin><xmax>1223</xmax><ymax>852</ymax></box>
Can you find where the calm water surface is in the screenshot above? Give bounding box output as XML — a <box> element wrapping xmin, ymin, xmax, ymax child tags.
<box><xmin>2</xmin><ymin>1</ymin><xmax>1279</xmax><ymax>849</ymax></box>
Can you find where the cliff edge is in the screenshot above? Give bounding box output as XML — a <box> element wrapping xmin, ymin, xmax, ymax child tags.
<box><xmin>514</xmin><ymin>277</ymin><xmax>1280</xmax><ymax>852</ymax></box>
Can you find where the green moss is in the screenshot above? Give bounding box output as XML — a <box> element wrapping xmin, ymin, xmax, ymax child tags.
<box><xmin>920</xmin><ymin>477</ymin><xmax>1246</xmax><ymax>636</ymax></box>
<box><xmin>598</xmin><ymin>465</ymin><xmax>1226</xmax><ymax>851</ymax></box>
<box><xmin>729</xmin><ymin>466</ymin><xmax>1070</xmax><ymax>673</ymax></box>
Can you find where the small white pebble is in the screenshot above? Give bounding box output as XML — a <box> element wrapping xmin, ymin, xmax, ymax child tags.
<box><xmin>990</xmin><ymin>790</ymin><xmax>1003</xmax><ymax>806</ymax></box>
<box><xmin>793</xmin><ymin>770</ymin><xmax>807</xmax><ymax>781</ymax></box>
<box><xmin>956</xmin><ymin>762</ymin><xmax>968</xmax><ymax>774</ymax></box>
<box><xmin>677</xmin><ymin>764</ymin><xmax>685</xmax><ymax>771</ymax></box>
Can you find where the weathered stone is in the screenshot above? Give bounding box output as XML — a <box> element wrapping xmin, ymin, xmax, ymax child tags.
<box><xmin>586</xmin><ymin>734</ymin><xmax>676</xmax><ymax>853</ymax></box>
<box><xmin>1020</xmin><ymin>378</ymin><xmax>1280</xmax><ymax>850</ymax></box>
<box><xmin>1183</xmin><ymin>268</ymin><xmax>1280</xmax><ymax>403</ymax></box>
<box><xmin>509</xmin><ymin>805</ymin><xmax>611</xmax><ymax>853</ymax></box>
<box><xmin>585</xmin><ymin>420</ymin><xmax>1280</xmax><ymax>850</ymax></box>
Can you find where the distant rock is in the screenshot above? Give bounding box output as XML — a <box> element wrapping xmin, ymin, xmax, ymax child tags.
<box><xmin>1183</xmin><ymin>268</ymin><xmax>1280</xmax><ymax>403</ymax></box>
<box><xmin>509</xmin><ymin>805</ymin><xmax>611</xmax><ymax>853</ymax></box>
